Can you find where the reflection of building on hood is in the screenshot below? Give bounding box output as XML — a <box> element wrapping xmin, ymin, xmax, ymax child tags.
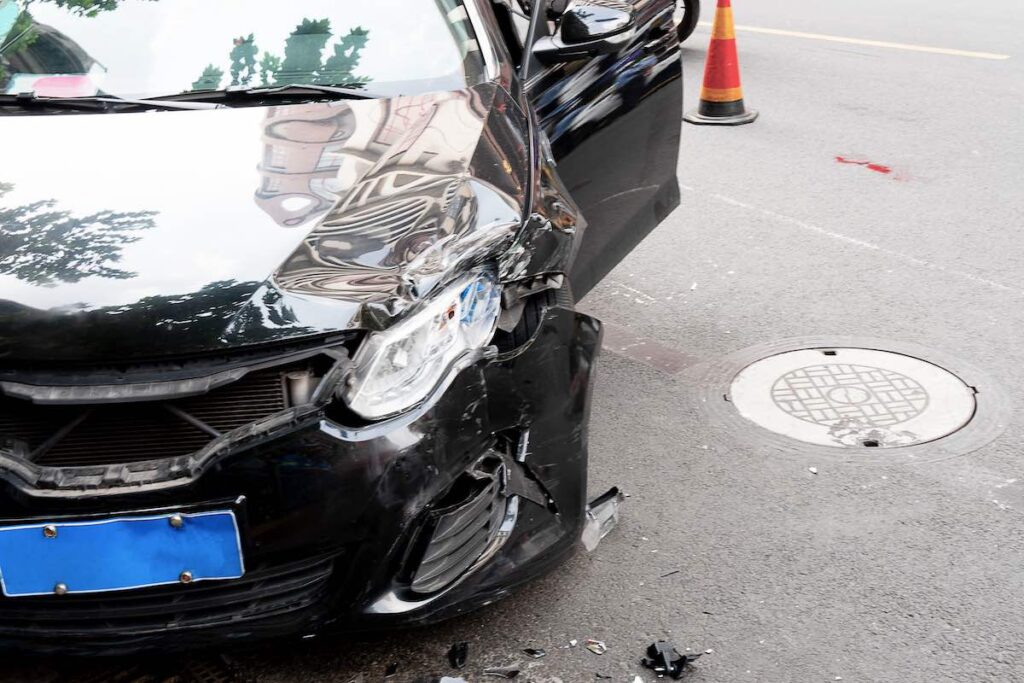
<box><xmin>255</xmin><ymin>103</ymin><xmax>358</xmax><ymax>227</ymax></box>
<box><xmin>254</xmin><ymin>91</ymin><xmax>486</xmax><ymax>230</ymax></box>
<box><xmin>264</xmin><ymin>87</ymin><xmax>524</xmax><ymax>307</ymax></box>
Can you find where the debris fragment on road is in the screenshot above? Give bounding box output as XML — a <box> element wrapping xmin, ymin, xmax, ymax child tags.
<box><xmin>384</xmin><ymin>662</ymin><xmax>399</xmax><ymax>678</ymax></box>
<box><xmin>809</xmin><ymin>467</ymin><xmax>818</xmax><ymax>475</ymax></box>
<box><xmin>561</xmin><ymin>639</ymin><xmax>579</xmax><ymax>649</ymax></box>
<box><xmin>582</xmin><ymin>487</ymin><xmax>624</xmax><ymax>551</ymax></box>
<box><xmin>642</xmin><ymin>641</ymin><xmax>701</xmax><ymax>679</ymax></box>
<box><xmin>482</xmin><ymin>666</ymin><xmax>520</xmax><ymax>678</ymax></box>
<box><xmin>585</xmin><ymin>638</ymin><xmax>608</xmax><ymax>655</ymax></box>
<box><xmin>447</xmin><ymin>642</ymin><xmax>469</xmax><ymax>669</ymax></box>
<box><xmin>523</xmin><ymin>648</ymin><xmax>547</xmax><ymax>658</ymax></box>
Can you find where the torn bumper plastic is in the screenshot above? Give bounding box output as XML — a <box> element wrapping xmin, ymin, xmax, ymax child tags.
<box><xmin>0</xmin><ymin>301</ymin><xmax>602</xmax><ymax>655</ymax></box>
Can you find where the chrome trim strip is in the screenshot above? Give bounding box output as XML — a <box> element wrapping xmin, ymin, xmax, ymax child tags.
<box><xmin>465</xmin><ymin>0</ymin><xmax>501</xmax><ymax>81</ymax></box>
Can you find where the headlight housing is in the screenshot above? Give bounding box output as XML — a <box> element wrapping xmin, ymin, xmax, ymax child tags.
<box><xmin>343</xmin><ymin>270</ymin><xmax>501</xmax><ymax>420</ymax></box>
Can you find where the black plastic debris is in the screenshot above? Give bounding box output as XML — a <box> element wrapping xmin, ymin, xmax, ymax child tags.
<box><xmin>384</xmin><ymin>662</ymin><xmax>399</xmax><ymax>678</ymax></box>
<box><xmin>523</xmin><ymin>648</ymin><xmax>547</xmax><ymax>659</ymax></box>
<box><xmin>482</xmin><ymin>666</ymin><xmax>520</xmax><ymax>679</ymax></box>
<box><xmin>448</xmin><ymin>642</ymin><xmax>469</xmax><ymax>669</ymax></box>
<box><xmin>642</xmin><ymin>641</ymin><xmax>701</xmax><ymax>679</ymax></box>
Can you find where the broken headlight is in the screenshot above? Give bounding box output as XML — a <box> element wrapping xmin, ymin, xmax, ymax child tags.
<box><xmin>343</xmin><ymin>271</ymin><xmax>501</xmax><ymax>420</ymax></box>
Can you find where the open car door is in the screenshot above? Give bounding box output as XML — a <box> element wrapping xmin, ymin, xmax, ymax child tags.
<box><xmin>522</xmin><ymin>0</ymin><xmax>683</xmax><ymax>298</ymax></box>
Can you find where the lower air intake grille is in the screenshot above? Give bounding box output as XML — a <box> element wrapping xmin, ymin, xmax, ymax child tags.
<box><xmin>410</xmin><ymin>460</ymin><xmax>507</xmax><ymax>595</ymax></box>
<box><xmin>0</xmin><ymin>554</ymin><xmax>336</xmax><ymax>639</ymax></box>
<box><xmin>0</xmin><ymin>366</ymin><xmax>291</xmax><ymax>468</ymax></box>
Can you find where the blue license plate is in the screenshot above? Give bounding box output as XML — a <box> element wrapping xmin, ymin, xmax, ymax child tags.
<box><xmin>0</xmin><ymin>511</ymin><xmax>244</xmax><ymax>597</ymax></box>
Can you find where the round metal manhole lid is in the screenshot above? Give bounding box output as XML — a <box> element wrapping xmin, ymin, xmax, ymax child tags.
<box><xmin>729</xmin><ymin>348</ymin><xmax>977</xmax><ymax>448</ymax></box>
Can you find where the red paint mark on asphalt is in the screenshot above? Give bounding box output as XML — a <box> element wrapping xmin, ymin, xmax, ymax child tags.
<box><xmin>835</xmin><ymin>156</ymin><xmax>894</xmax><ymax>175</ymax></box>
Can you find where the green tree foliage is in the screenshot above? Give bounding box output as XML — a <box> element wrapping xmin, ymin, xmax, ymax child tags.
<box><xmin>1</xmin><ymin>9</ymin><xmax>37</xmax><ymax>53</ymax></box>
<box><xmin>320</xmin><ymin>27</ymin><xmax>369</xmax><ymax>86</ymax></box>
<box><xmin>0</xmin><ymin>183</ymin><xmax>157</xmax><ymax>285</ymax></box>
<box><xmin>229</xmin><ymin>33</ymin><xmax>257</xmax><ymax>87</ymax></box>
<box><xmin>191</xmin><ymin>64</ymin><xmax>224</xmax><ymax>91</ymax></box>
<box><xmin>258</xmin><ymin>52</ymin><xmax>281</xmax><ymax>87</ymax></box>
<box><xmin>1</xmin><ymin>10</ymin><xmax>41</xmax><ymax>85</ymax></box>
<box><xmin>191</xmin><ymin>19</ymin><xmax>371</xmax><ymax>91</ymax></box>
<box><xmin>276</xmin><ymin>18</ymin><xmax>332</xmax><ymax>85</ymax></box>
<box><xmin>26</xmin><ymin>0</ymin><xmax>119</xmax><ymax>17</ymax></box>
<box><xmin>22</xmin><ymin>0</ymin><xmax>144</xmax><ymax>18</ymax></box>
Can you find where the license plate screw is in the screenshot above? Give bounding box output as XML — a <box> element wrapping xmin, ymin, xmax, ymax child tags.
<box><xmin>179</xmin><ymin>570</ymin><xmax>193</xmax><ymax>584</ymax></box>
<box><xmin>42</xmin><ymin>525</ymin><xmax>57</xmax><ymax>539</ymax></box>
<box><xmin>169</xmin><ymin>514</ymin><xmax>184</xmax><ymax>529</ymax></box>
<box><xmin>53</xmin><ymin>583</ymin><xmax>68</xmax><ymax>596</ymax></box>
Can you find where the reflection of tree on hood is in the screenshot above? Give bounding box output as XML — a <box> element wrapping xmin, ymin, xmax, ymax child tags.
<box><xmin>0</xmin><ymin>182</ymin><xmax>157</xmax><ymax>286</ymax></box>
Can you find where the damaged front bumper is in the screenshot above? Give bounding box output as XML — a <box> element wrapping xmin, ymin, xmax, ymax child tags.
<box><xmin>0</xmin><ymin>300</ymin><xmax>602</xmax><ymax>655</ymax></box>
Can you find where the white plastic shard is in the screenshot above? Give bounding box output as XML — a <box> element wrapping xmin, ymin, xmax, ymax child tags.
<box><xmin>581</xmin><ymin>487</ymin><xmax>623</xmax><ymax>552</ymax></box>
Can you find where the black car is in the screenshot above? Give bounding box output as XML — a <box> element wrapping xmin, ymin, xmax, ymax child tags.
<box><xmin>0</xmin><ymin>0</ymin><xmax>681</xmax><ymax>653</ymax></box>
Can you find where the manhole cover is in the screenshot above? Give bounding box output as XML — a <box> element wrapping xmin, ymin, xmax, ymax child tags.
<box><xmin>729</xmin><ymin>348</ymin><xmax>976</xmax><ymax>448</ymax></box>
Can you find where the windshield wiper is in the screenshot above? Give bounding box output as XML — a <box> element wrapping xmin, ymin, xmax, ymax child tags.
<box><xmin>0</xmin><ymin>92</ymin><xmax>222</xmax><ymax>112</ymax></box>
<box><xmin>145</xmin><ymin>83</ymin><xmax>379</xmax><ymax>105</ymax></box>
<box><xmin>0</xmin><ymin>83</ymin><xmax>376</xmax><ymax>113</ymax></box>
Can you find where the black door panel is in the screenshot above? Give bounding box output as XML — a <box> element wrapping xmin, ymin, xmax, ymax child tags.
<box><xmin>526</xmin><ymin>0</ymin><xmax>682</xmax><ymax>297</ymax></box>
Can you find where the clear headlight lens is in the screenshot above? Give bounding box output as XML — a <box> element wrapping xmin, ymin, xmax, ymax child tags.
<box><xmin>343</xmin><ymin>271</ymin><xmax>501</xmax><ymax>420</ymax></box>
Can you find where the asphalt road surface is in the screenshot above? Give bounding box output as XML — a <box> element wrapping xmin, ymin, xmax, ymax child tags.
<box><xmin>7</xmin><ymin>1</ymin><xmax>1024</xmax><ymax>681</ymax></box>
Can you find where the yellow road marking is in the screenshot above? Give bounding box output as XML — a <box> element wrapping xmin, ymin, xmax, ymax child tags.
<box><xmin>696</xmin><ymin>22</ymin><xmax>1011</xmax><ymax>61</ymax></box>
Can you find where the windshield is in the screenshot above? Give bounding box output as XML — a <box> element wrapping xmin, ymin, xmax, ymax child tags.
<box><xmin>0</xmin><ymin>0</ymin><xmax>486</xmax><ymax>101</ymax></box>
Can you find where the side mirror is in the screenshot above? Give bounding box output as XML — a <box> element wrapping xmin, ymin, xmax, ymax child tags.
<box><xmin>532</xmin><ymin>0</ymin><xmax>637</xmax><ymax>65</ymax></box>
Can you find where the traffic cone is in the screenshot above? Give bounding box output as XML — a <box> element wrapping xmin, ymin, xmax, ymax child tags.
<box><xmin>684</xmin><ymin>0</ymin><xmax>758</xmax><ymax>126</ymax></box>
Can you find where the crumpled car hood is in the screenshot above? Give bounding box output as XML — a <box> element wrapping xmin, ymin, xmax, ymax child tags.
<box><xmin>0</xmin><ymin>83</ymin><xmax>529</xmax><ymax>362</ymax></box>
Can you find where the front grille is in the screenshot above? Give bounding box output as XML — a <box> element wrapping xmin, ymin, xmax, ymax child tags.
<box><xmin>410</xmin><ymin>461</ymin><xmax>507</xmax><ymax>595</ymax></box>
<box><xmin>0</xmin><ymin>554</ymin><xmax>335</xmax><ymax>639</ymax></box>
<box><xmin>0</xmin><ymin>366</ymin><xmax>290</xmax><ymax>468</ymax></box>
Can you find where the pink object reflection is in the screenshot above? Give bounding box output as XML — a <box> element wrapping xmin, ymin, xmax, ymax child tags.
<box><xmin>32</xmin><ymin>75</ymin><xmax>97</xmax><ymax>98</ymax></box>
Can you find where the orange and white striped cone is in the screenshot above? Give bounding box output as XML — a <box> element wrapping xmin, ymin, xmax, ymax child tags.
<box><xmin>684</xmin><ymin>0</ymin><xmax>758</xmax><ymax>126</ymax></box>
